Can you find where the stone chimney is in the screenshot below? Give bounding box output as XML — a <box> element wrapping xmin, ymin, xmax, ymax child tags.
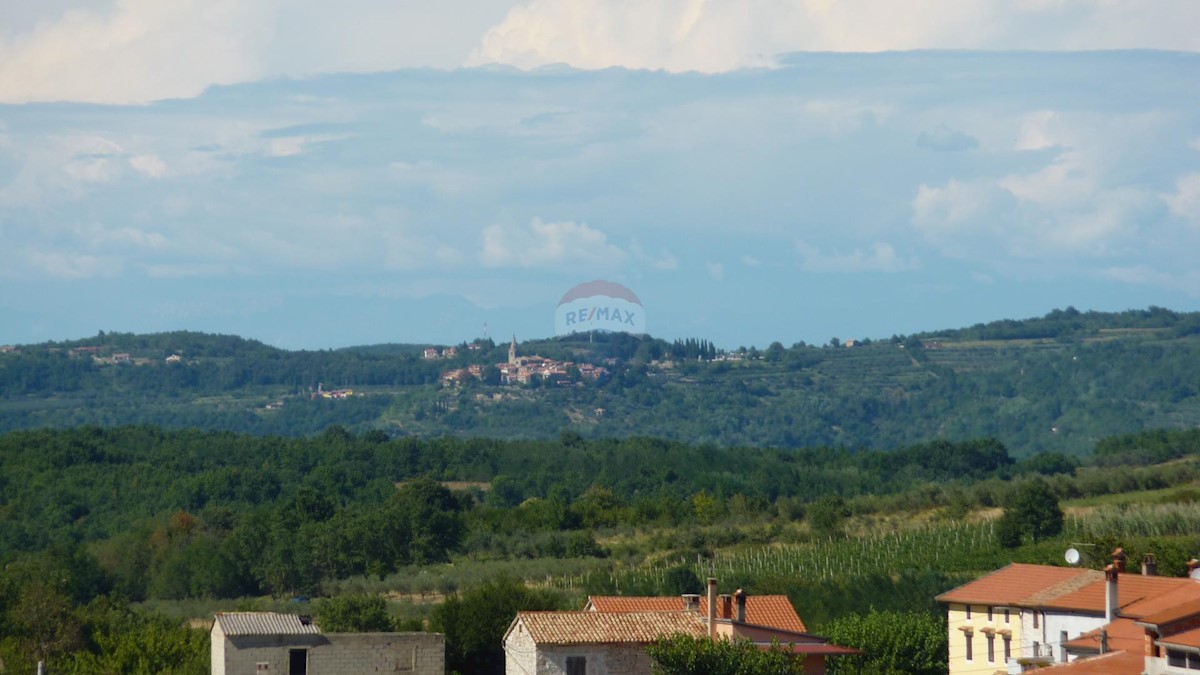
<box><xmin>707</xmin><ymin>578</ymin><xmax>717</xmax><ymax>638</ymax></box>
<box><xmin>718</xmin><ymin>594</ymin><xmax>732</xmax><ymax>620</ymax></box>
<box><xmin>682</xmin><ymin>594</ymin><xmax>700</xmax><ymax>613</ymax></box>
<box><xmin>1142</xmin><ymin>553</ymin><xmax>1158</xmax><ymax>576</ymax></box>
<box><xmin>734</xmin><ymin>589</ymin><xmax>747</xmax><ymax>623</ymax></box>
<box><xmin>1112</xmin><ymin>547</ymin><xmax>1127</xmax><ymax>573</ymax></box>
<box><xmin>1105</xmin><ymin>564</ymin><xmax>1119</xmax><ymax>622</ymax></box>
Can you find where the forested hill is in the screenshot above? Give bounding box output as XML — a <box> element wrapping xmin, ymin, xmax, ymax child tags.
<box><xmin>2</xmin><ymin>306</ymin><xmax>1200</xmax><ymax>455</ymax></box>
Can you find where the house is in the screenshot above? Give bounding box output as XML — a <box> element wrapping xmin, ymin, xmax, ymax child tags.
<box><xmin>210</xmin><ymin>612</ymin><xmax>444</xmax><ymax>675</ymax></box>
<box><xmin>504</xmin><ymin>579</ymin><xmax>858</xmax><ymax>675</ymax></box>
<box><xmin>938</xmin><ymin>551</ymin><xmax>1200</xmax><ymax>674</ymax></box>
<box><xmin>422</xmin><ymin>348</ymin><xmax>440</xmax><ymax>360</ymax></box>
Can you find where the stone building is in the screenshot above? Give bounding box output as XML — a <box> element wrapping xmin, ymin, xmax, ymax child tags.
<box><xmin>210</xmin><ymin>612</ymin><xmax>443</xmax><ymax>675</ymax></box>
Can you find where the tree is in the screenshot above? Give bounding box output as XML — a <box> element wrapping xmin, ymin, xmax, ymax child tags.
<box><xmin>430</xmin><ymin>576</ymin><xmax>562</xmax><ymax>675</ymax></box>
<box><xmin>821</xmin><ymin>609</ymin><xmax>947</xmax><ymax>675</ymax></box>
<box><xmin>313</xmin><ymin>594</ymin><xmax>394</xmax><ymax>632</ymax></box>
<box><xmin>647</xmin><ymin>634</ymin><xmax>805</xmax><ymax>675</ymax></box>
<box><xmin>997</xmin><ymin>479</ymin><xmax>1064</xmax><ymax>548</ymax></box>
<box><xmin>807</xmin><ymin>495</ymin><xmax>850</xmax><ymax>538</ymax></box>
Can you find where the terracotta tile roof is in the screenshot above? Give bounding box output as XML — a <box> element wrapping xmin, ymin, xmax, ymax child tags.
<box><xmin>1131</xmin><ymin>591</ymin><xmax>1200</xmax><ymax>625</ymax></box>
<box><xmin>935</xmin><ymin>563</ymin><xmax>1098</xmax><ymax>606</ymax></box>
<box><xmin>1161</xmin><ymin>626</ymin><xmax>1200</xmax><ymax>649</ymax></box>
<box><xmin>512</xmin><ymin>611</ymin><xmax>707</xmax><ymax>645</ymax></box>
<box><xmin>214</xmin><ymin>612</ymin><xmax>322</xmax><ymax>636</ymax></box>
<box><xmin>1036</xmin><ymin>650</ymin><xmax>1143</xmax><ymax>674</ymax></box>
<box><xmin>1063</xmin><ymin>618</ymin><xmax>1144</xmax><ymax>655</ymax></box>
<box><xmin>1045</xmin><ymin>575</ymin><xmax>1197</xmax><ymax>613</ymax></box>
<box><xmin>587</xmin><ymin>595</ymin><xmax>807</xmax><ymax>633</ymax></box>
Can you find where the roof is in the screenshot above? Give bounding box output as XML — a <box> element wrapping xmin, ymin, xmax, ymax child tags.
<box><xmin>935</xmin><ymin>563</ymin><xmax>1098</xmax><ymax>606</ymax></box>
<box><xmin>763</xmin><ymin>643</ymin><xmax>862</xmax><ymax>656</ymax></box>
<box><xmin>1045</xmin><ymin>575</ymin><xmax>1197</xmax><ymax>613</ymax></box>
<box><xmin>1160</xmin><ymin>626</ymin><xmax>1200</xmax><ymax>649</ymax></box>
<box><xmin>1063</xmin><ymin>618</ymin><xmax>1144</xmax><ymax>655</ymax></box>
<box><xmin>587</xmin><ymin>595</ymin><xmax>807</xmax><ymax>633</ymax></box>
<box><xmin>214</xmin><ymin>612</ymin><xmax>322</xmax><ymax>637</ymax></box>
<box><xmin>507</xmin><ymin>611</ymin><xmax>706</xmax><ymax>645</ymax></box>
<box><xmin>1134</xmin><ymin>593</ymin><xmax>1200</xmax><ymax>626</ymax></box>
<box><xmin>1035</xmin><ymin>650</ymin><xmax>1144</xmax><ymax>674</ymax></box>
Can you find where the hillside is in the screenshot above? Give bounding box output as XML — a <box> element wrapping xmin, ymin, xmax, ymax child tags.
<box><xmin>2</xmin><ymin>307</ymin><xmax>1200</xmax><ymax>455</ymax></box>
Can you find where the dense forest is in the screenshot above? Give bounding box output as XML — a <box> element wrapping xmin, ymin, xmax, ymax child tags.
<box><xmin>2</xmin><ymin>307</ymin><xmax>1200</xmax><ymax>454</ymax></box>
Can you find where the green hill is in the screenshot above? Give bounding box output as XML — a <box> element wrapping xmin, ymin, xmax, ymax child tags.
<box><xmin>2</xmin><ymin>307</ymin><xmax>1200</xmax><ymax>455</ymax></box>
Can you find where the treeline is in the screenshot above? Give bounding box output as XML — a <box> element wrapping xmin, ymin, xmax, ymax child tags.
<box><xmin>3</xmin><ymin>426</ymin><xmax>1196</xmax><ymax>601</ymax></box>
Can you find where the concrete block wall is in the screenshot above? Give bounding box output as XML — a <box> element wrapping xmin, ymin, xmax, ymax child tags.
<box><xmin>536</xmin><ymin>644</ymin><xmax>656</xmax><ymax>675</ymax></box>
<box><xmin>214</xmin><ymin>632</ymin><xmax>443</xmax><ymax>675</ymax></box>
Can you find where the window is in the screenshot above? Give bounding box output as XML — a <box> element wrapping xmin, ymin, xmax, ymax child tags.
<box><xmin>288</xmin><ymin>649</ymin><xmax>307</xmax><ymax>675</ymax></box>
<box><xmin>966</xmin><ymin>605</ymin><xmax>972</xmax><ymax>620</ymax></box>
<box><xmin>1060</xmin><ymin>631</ymin><xmax>1068</xmax><ymax>662</ymax></box>
<box><xmin>1004</xmin><ymin>609</ymin><xmax>1010</xmax><ymax>624</ymax></box>
<box><xmin>1169</xmin><ymin>649</ymin><xmax>1186</xmax><ymax>668</ymax></box>
<box><xmin>1033</xmin><ymin>612</ymin><xmax>1039</xmax><ymax>628</ymax></box>
<box><xmin>987</xmin><ymin>635</ymin><xmax>995</xmax><ymax>663</ymax></box>
<box><xmin>988</xmin><ymin>606</ymin><xmax>993</xmax><ymax>622</ymax></box>
<box><xmin>965</xmin><ymin>634</ymin><xmax>973</xmax><ymax>661</ymax></box>
<box><xmin>566</xmin><ymin>656</ymin><xmax>587</xmax><ymax>675</ymax></box>
<box><xmin>1004</xmin><ymin>637</ymin><xmax>1011</xmax><ymax>661</ymax></box>
<box><xmin>1034</xmin><ymin>641</ymin><xmax>1040</xmax><ymax>657</ymax></box>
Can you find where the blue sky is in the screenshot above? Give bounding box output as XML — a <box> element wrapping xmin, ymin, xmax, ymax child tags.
<box><xmin>1</xmin><ymin>2</ymin><xmax>1198</xmax><ymax>349</ymax></box>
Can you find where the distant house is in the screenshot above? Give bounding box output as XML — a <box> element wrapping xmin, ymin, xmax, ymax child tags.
<box><xmin>504</xmin><ymin>580</ymin><xmax>857</xmax><ymax>675</ymax></box>
<box><xmin>210</xmin><ymin>612</ymin><xmax>443</xmax><ymax>675</ymax></box>
<box><xmin>422</xmin><ymin>348</ymin><xmax>440</xmax><ymax>360</ymax></box>
<box><xmin>112</xmin><ymin>353</ymin><xmax>131</xmax><ymax>364</ymax></box>
<box><xmin>442</xmin><ymin>346</ymin><xmax>458</xmax><ymax>358</ymax></box>
<box><xmin>165</xmin><ymin>354</ymin><xmax>183</xmax><ymax>364</ymax></box>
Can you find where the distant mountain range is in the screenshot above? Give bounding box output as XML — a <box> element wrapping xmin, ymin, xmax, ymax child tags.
<box><xmin>2</xmin><ymin>306</ymin><xmax>1199</xmax><ymax>455</ymax></box>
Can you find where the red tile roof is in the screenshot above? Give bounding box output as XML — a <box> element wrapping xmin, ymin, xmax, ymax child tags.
<box><xmin>1160</xmin><ymin>626</ymin><xmax>1200</xmax><ymax>649</ymax></box>
<box><xmin>586</xmin><ymin>595</ymin><xmax>807</xmax><ymax>633</ymax></box>
<box><xmin>511</xmin><ymin>611</ymin><xmax>707</xmax><ymax>645</ymax></box>
<box><xmin>935</xmin><ymin>563</ymin><xmax>1100</xmax><ymax>606</ymax></box>
<box><xmin>1045</xmin><ymin>575</ymin><xmax>1197</xmax><ymax>613</ymax></box>
<box><xmin>1133</xmin><ymin>592</ymin><xmax>1200</xmax><ymax>626</ymax></box>
<box><xmin>1063</xmin><ymin>618</ymin><xmax>1144</xmax><ymax>655</ymax></box>
<box><xmin>1036</xmin><ymin>650</ymin><xmax>1143</xmax><ymax>674</ymax></box>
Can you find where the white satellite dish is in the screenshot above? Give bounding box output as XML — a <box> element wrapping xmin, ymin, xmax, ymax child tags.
<box><xmin>1065</xmin><ymin>548</ymin><xmax>1081</xmax><ymax>565</ymax></box>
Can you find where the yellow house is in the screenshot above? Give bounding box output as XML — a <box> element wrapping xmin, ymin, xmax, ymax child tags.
<box><xmin>936</xmin><ymin>563</ymin><xmax>1098</xmax><ymax>674</ymax></box>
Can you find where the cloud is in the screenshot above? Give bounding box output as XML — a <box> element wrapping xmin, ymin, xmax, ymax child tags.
<box><xmin>795</xmin><ymin>240</ymin><xmax>917</xmax><ymax>273</ymax></box>
<box><xmin>706</xmin><ymin>261</ymin><xmax>725</xmax><ymax>281</ymax></box>
<box><xmin>1165</xmin><ymin>174</ymin><xmax>1200</xmax><ymax>225</ymax></box>
<box><xmin>912</xmin><ymin>109</ymin><xmax>1176</xmax><ymax>261</ymax></box>
<box><xmin>471</xmin><ymin>0</ymin><xmax>1200</xmax><ymax>72</ymax></box>
<box><xmin>740</xmin><ymin>255</ymin><xmax>762</xmax><ymax>267</ymax></box>
<box><xmin>917</xmin><ymin>124</ymin><xmax>978</xmax><ymax>152</ymax></box>
<box><xmin>129</xmin><ymin>154</ymin><xmax>168</xmax><ymax>178</ymax></box>
<box><xmin>480</xmin><ymin>218</ymin><xmax>628</xmax><ymax>269</ymax></box>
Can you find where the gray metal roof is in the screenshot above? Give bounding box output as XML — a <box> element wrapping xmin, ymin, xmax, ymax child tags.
<box><xmin>215</xmin><ymin>612</ymin><xmax>323</xmax><ymax>636</ymax></box>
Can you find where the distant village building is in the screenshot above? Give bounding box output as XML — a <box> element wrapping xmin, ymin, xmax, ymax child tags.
<box><xmin>442</xmin><ymin>336</ymin><xmax>608</xmax><ymax>388</ymax></box>
<box><xmin>210</xmin><ymin>612</ymin><xmax>444</xmax><ymax>675</ymax></box>
<box><xmin>422</xmin><ymin>348</ymin><xmax>441</xmax><ymax>360</ymax></box>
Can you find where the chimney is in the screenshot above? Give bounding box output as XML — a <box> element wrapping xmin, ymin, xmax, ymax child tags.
<box><xmin>1112</xmin><ymin>547</ymin><xmax>1127</xmax><ymax>573</ymax></box>
<box><xmin>682</xmin><ymin>594</ymin><xmax>700</xmax><ymax>613</ymax></box>
<box><xmin>718</xmin><ymin>594</ymin><xmax>733</xmax><ymax>619</ymax></box>
<box><xmin>1142</xmin><ymin>553</ymin><xmax>1158</xmax><ymax>576</ymax></box>
<box><xmin>1188</xmin><ymin>559</ymin><xmax>1200</xmax><ymax>580</ymax></box>
<box><xmin>734</xmin><ymin>588</ymin><xmax>747</xmax><ymax>623</ymax></box>
<box><xmin>1105</xmin><ymin>564</ymin><xmax>1119</xmax><ymax>622</ymax></box>
<box><xmin>707</xmin><ymin>578</ymin><xmax>717</xmax><ymax>638</ymax></box>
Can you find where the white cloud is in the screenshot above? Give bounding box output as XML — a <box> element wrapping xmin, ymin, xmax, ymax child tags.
<box><xmin>1166</xmin><ymin>174</ymin><xmax>1200</xmax><ymax>225</ymax></box>
<box><xmin>480</xmin><ymin>218</ymin><xmax>628</xmax><ymax>269</ymax></box>
<box><xmin>471</xmin><ymin>0</ymin><xmax>1200</xmax><ymax>72</ymax></box>
<box><xmin>740</xmin><ymin>255</ymin><xmax>762</xmax><ymax>267</ymax></box>
<box><xmin>129</xmin><ymin>154</ymin><xmax>167</xmax><ymax>178</ymax></box>
<box><xmin>795</xmin><ymin>240</ymin><xmax>917</xmax><ymax>273</ymax></box>
<box><xmin>917</xmin><ymin>124</ymin><xmax>978</xmax><ymax>152</ymax></box>
<box><xmin>706</xmin><ymin>261</ymin><xmax>725</xmax><ymax>281</ymax></box>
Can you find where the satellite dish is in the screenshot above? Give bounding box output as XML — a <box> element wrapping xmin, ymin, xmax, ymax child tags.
<box><xmin>1065</xmin><ymin>548</ymin><xmax>1081</xmax><ymax>565</ymax></box>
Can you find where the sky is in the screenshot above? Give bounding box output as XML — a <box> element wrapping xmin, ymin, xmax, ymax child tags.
<box><xmin>1</xmin><ymin>1</ymin><xmax>1198</xmax><ymax>349</ymax></box>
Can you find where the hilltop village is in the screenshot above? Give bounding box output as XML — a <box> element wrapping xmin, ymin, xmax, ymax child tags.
<box><xmin>437</xmin><ymin>336</ymin><xmax>610</xmax><ymax>387</ymax></box>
